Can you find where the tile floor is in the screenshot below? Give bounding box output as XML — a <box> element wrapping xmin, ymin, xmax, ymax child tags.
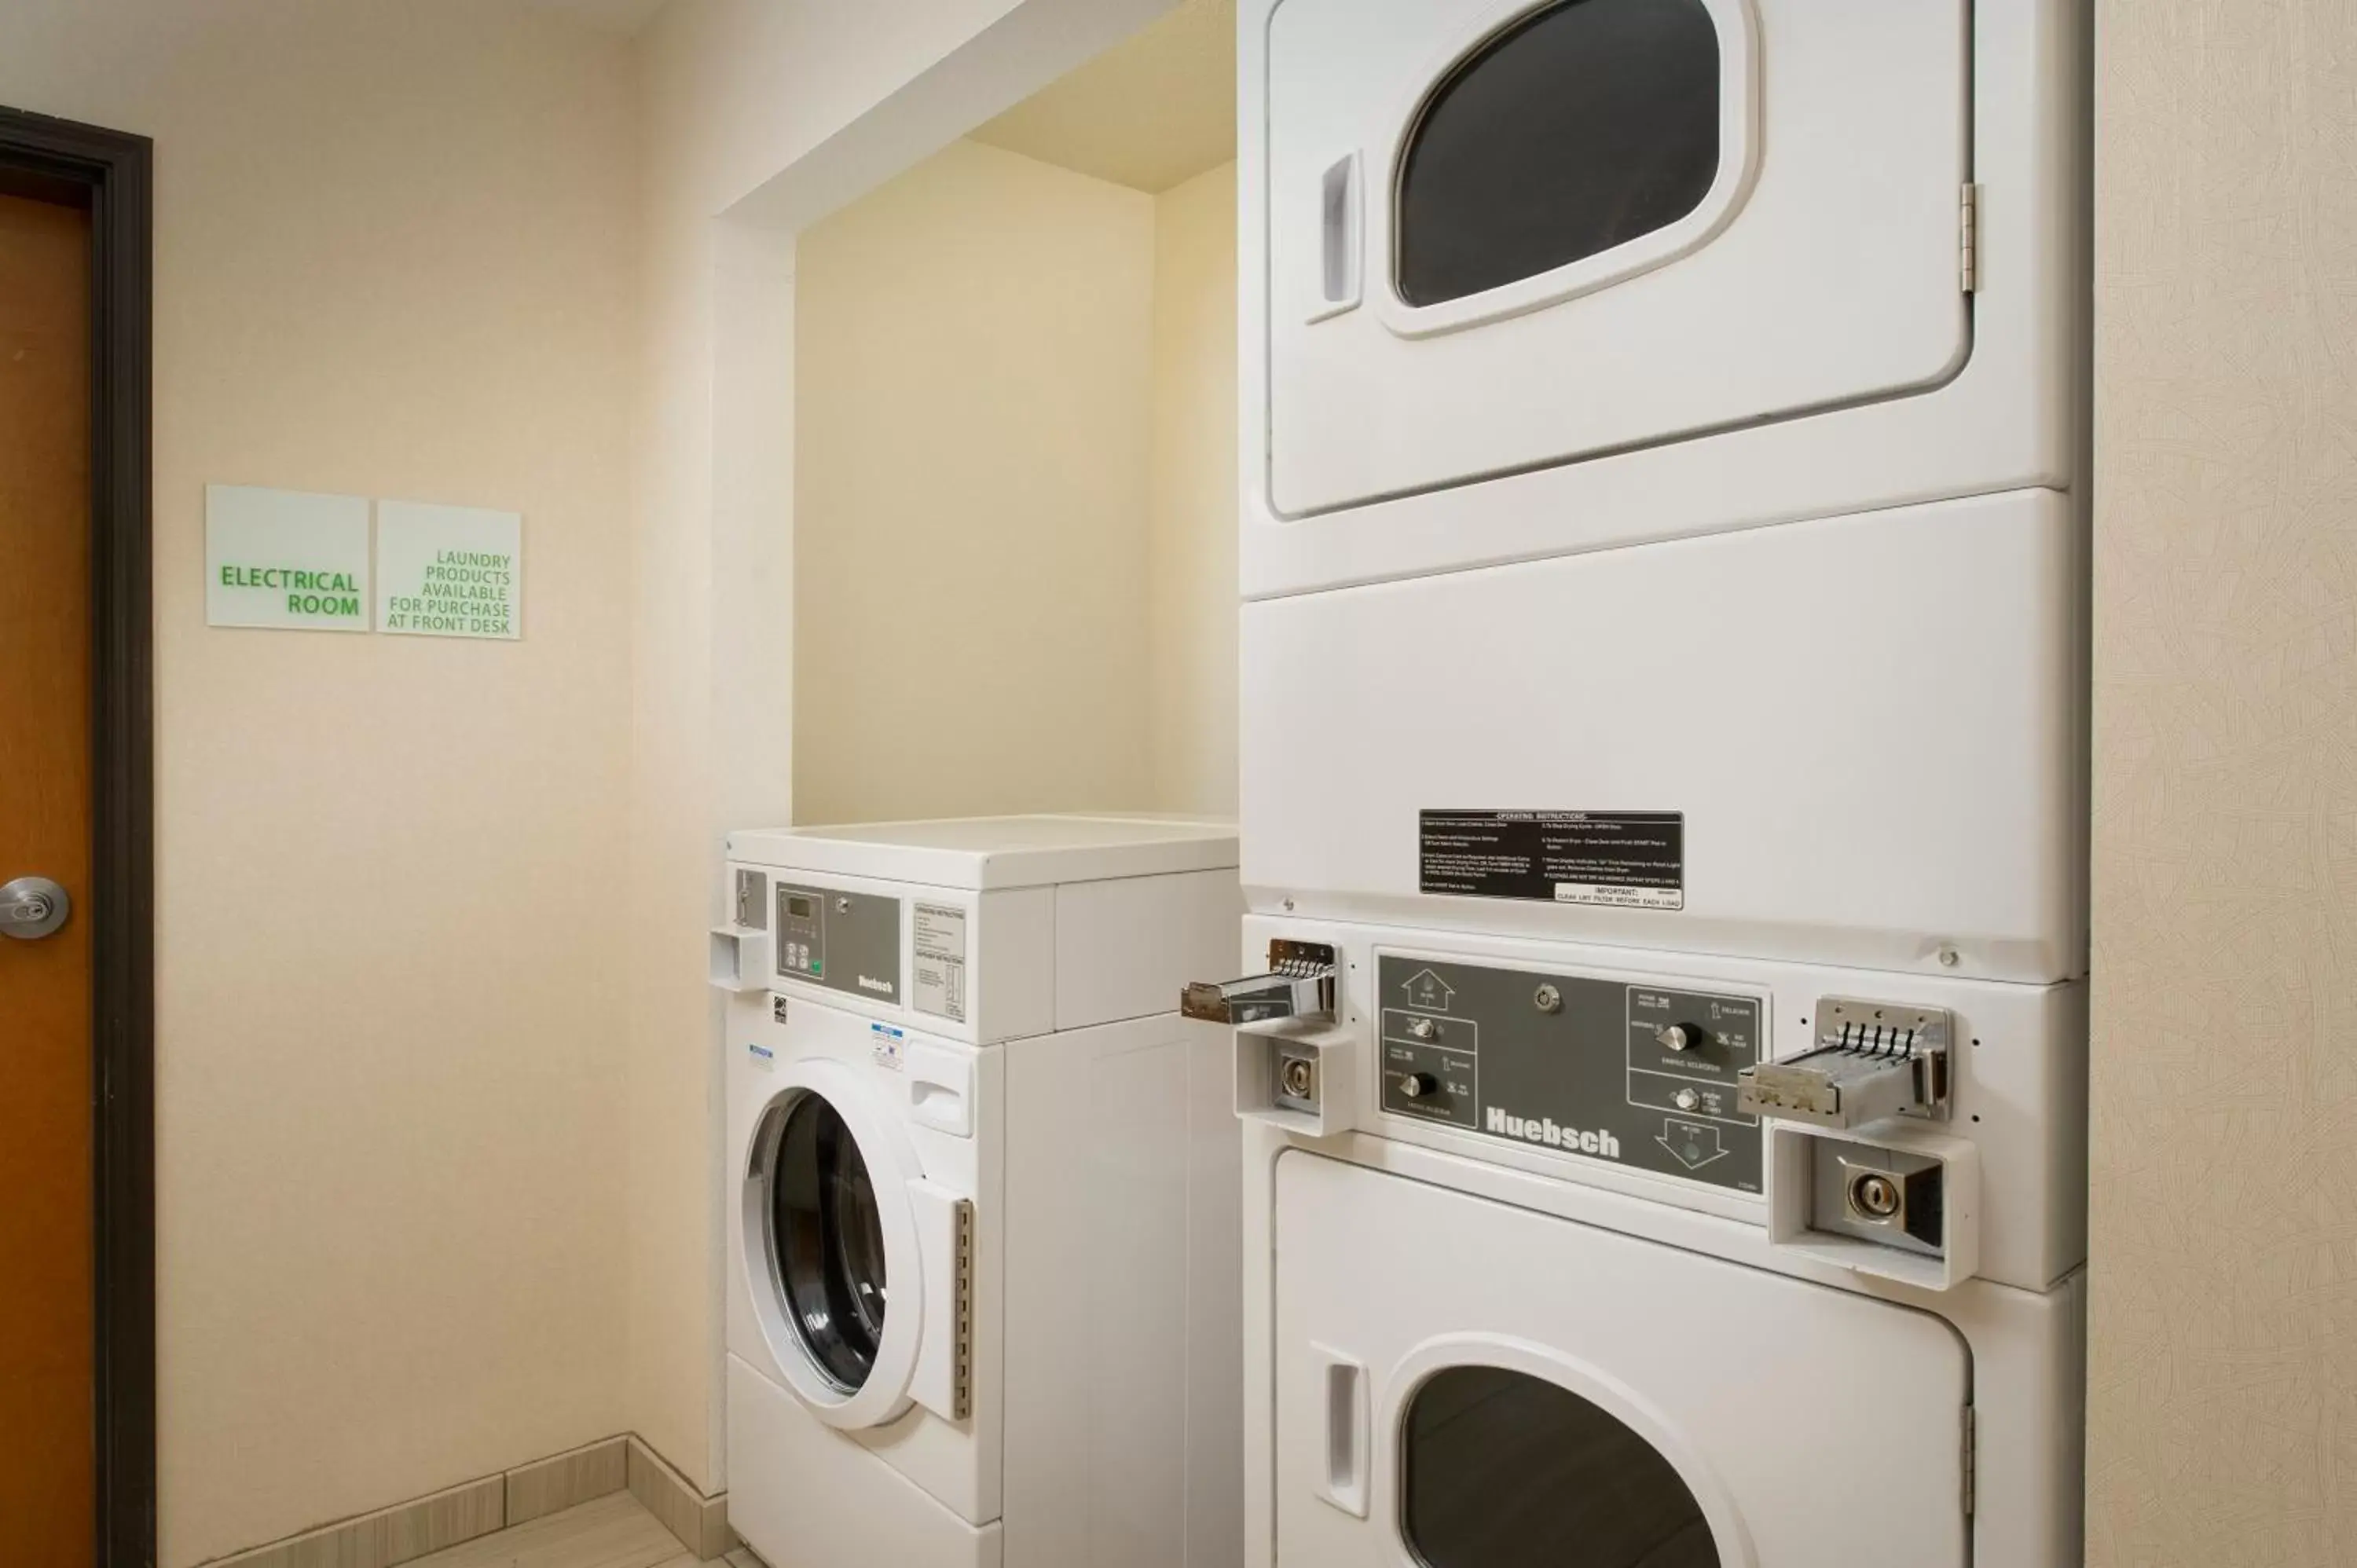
<box><xmin>401</xmin><ymin>1491</ymin><xmax>763</xmax><ymax>1568</ymax></box>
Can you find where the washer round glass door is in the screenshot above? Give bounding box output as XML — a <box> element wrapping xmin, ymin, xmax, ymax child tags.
<box><xmin>768</xmin><ymin>1090</ymin><xmax>889</xmax><ymax>1393</ymax></box>
<box><xmin>743</xmin><ymin>1058</ymin><xmax>927</xmax><ymax>1430</ymax></box>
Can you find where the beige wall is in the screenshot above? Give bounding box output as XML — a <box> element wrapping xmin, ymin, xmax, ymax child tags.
<box><xmin>792</xmin><ymin>145</ymin><xmax>1237</xmax><ymax>827</ymax></box>
<box><xmin>1148</xmin><ymin>159</ymin><xmax>1239</xmax><ymax>818</ymax></box>
<box><xmin>0</xmin><ymin>2</ymin><xmax>640</xmax><ymax>1563</ymax></box>
<box><xmin>793</xmin><ymin>139</ymin><xmax>1158</xmax><ymax>824</ymax></box>
<box><xmin>2090</xmin><ymin>2</ymin><xmax>2357</xmax><ymax>1563</ymax></box>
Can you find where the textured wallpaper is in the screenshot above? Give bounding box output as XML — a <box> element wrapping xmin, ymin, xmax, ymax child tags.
<box><xmin>2090</xmin><ymin>3</ymin><xmax>2357</xmax><ymax>1563</ymax></box>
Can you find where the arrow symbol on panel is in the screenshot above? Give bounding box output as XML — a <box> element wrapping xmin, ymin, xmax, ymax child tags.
<box><xmin>1658</xmin><ymin>1119</ymin><xmax>1729</xmax><ymax>1171</ymax></box>
<box><xmin>1400</xmin><ymin>969</ymin><xmax>1456</xmax><ymax>1012</ymax></box>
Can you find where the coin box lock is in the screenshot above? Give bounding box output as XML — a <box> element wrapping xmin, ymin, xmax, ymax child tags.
<box><xmin>1766</xmin><ymin>1119</ymin><xmax>1980</xmax><ymax>1291</ymax></box>
<box><xmin>1234</xmin><ymin>1016</ymin><xmax>1358</xmax><ymax>1138</ymax></box>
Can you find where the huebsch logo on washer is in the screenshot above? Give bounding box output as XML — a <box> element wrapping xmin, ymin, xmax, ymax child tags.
<box><xmin>1487</xmin><ymin>1106</ymin><xmax>1622</xmax><ymax>1160</ymax></box>
<box><xmin>856</xmin><ymin>974</ymin><xmax>893</xmax><ymax>995</ymax></box>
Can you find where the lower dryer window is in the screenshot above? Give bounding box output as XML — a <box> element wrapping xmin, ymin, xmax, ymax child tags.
<box><xmin>766</xmin><ymin>1091</ymin><xmax>889</xmax><ymax>1392</ymax></box>
<box><xmin>1401</xmin><ymin>1365</ymin><xmax>1717</xmax><ymax>1566</ymax></box>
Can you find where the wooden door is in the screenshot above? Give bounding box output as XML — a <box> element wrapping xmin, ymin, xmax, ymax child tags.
<box><xmin>0</xmin><ymin>185</ymin><xmax>96</xmax><ymax>1566</ymax></box>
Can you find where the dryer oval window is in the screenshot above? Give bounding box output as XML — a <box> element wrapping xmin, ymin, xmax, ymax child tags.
<box><xmin>1395</xmin><ymin>0</ymin><xmax>1723</xmax><ymax>309</ymax></box>
<box><xmin>1401</xmin><ymin>1365</ymin><xmax>1717</xmax><ymax>1566</ymax></box>
<box><xmin>767</xmin><ymin>1092</ymin><xmax>889</xmax><ymax>1393</ymax></box>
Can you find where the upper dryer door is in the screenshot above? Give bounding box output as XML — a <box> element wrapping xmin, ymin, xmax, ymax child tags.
<box><xmin>1265</xmin><ymin>0</ymin><xmax>1971</xmax><ymax>518</ymax></box>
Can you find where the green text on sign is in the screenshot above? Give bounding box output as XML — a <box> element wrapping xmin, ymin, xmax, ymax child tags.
<box><xmin>204</xmin><ymin>485</ymin><xmax>373</xmax><ymax>632</ymax></box>
<box><xmin>376</xmin><ymin>501</ymin><xmax>523</xmax><ymax>641</ymax></box>
<box><xmin>218</xmin><ymin>565</ymin><xmax>364</xmax><ymax>618</ymax></box>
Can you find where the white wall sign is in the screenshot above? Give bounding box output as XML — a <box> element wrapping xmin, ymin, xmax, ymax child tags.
<box><xmin>205</xmin><ymin>485</ymin><xmax>372</xmax><ymax>631</ymax></box>
<box><xmin>376</xmin><ymin>500</ymin><xmax>522</xmax><ymax>639</ymax></box>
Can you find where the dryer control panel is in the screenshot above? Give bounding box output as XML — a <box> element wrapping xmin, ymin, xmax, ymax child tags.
<box><xmin>1376</xmin><ymin>954</ymin><xmax>1764</xmax><ymax>1194</ymax></box>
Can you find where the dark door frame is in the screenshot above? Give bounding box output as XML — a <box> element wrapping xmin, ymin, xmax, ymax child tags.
<box><xmin>0</xmin><ymin>104</ymin><xmax>156</xmax><ymax>1568</ymax></box>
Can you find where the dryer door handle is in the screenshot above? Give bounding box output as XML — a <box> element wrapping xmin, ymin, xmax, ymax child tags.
<box><xmin>1311</xmin><ymin>152</ymin><xmax>1363</xmax><ymax>322</ymax></box>
<box><xmin>1312</xmin><ymin>1343</ymin><xmax>1369</xmax><ymax>1519</ymax></box>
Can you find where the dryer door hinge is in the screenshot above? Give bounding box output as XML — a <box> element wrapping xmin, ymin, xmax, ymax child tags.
<box><xmin>1961</xmin><ymin>1405</ymin><xmax>1978</xmax><ymax>1515</ymax></box>
<box><xmin>1959</xmin><ymin>183</ymin><xmax>1981</xmax><ymax>294</ymax></box>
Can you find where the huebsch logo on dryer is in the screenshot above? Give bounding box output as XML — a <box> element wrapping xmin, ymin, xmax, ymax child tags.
<box><xmin>1486</xmin><ymin>1106</ymin><xmax>1622</xmax><ymax>1160</ymax></box>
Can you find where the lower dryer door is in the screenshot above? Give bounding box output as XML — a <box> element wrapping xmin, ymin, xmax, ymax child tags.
<box><xmin>1273</xmin><ymin>1152</ymin><xmax>1970</xmax><ymax>1567</ymax></box>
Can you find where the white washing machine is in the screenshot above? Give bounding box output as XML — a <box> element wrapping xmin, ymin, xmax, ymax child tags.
<box><xmin>1205</xmin><ymin>914</ymin><xmax>2087</xmax><ymax>1567</ymax></box>
<box><xmin>711</xmin><ymin>816</ymin><xmax>1244</xmax><ymax>1568</ymax></box>
<box><xmin>1238</xmin><ymin>0</ymin><xmax>2091</xmax><ymax>983</ymax></box>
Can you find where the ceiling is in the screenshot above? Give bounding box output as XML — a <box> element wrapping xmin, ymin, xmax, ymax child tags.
<box><xmin>515</xmin><ymin>0</ymin><xmax>668</xmax><ymax>35</ymax></box>
<box><xmin>967</xmin><ymin>0</ymin><xmax>1237</xmax><ymax>194</ymax></box>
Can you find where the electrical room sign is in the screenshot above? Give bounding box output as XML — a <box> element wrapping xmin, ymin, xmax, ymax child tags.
<box><xmin>205</xmin><ymin>484</ymin><xmax>372</xmax><ymax>632</ymax></box>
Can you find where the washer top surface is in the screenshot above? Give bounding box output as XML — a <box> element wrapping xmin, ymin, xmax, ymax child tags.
<box><xmin>728</xmin><ymin>812</ymin><xmax>1238</xmax><ymax>890</ymax></box>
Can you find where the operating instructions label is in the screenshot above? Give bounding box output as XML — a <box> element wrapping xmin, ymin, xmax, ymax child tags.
<box><xmin>1420</xmin><ymin>811</ymin><xmax>1684</xmax><ymax>911</ymax></box>
<box><xmin>913</xmin><ymin>903</ymin><xmax>969</xmax><ymax>1023</ymax></box>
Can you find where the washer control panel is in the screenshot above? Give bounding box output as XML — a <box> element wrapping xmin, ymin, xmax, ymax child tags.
<box><xmin>775</xmin><ymin>881</ymin><xmax>903</xmax><ymax>1007</ymax></box>
<box><xmin>1376</xmin><ymin>954</ymin><xmax>1764</xmax><ymax>1193</ymax></box>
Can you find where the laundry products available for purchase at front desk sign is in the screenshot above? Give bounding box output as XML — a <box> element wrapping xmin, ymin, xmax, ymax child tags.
<box><xmin>376</xmin><ymin>500</ymin><xmax>522</xmax><ymax>640</ymax></box>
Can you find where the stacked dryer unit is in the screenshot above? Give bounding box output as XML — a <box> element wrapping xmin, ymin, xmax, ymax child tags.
<box><xmin>713</xmin><ymin>815</ymin><xmax>1244</xmax><ymax>1568</ymax></box>
<box><xmin>1212</xmin><ymin>1</ymin><xmax>2091</xmax><ymax>1564</ymax></box>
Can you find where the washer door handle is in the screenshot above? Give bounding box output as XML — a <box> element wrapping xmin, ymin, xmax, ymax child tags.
<box><xmin>1313</xmin><ymin>1343</ymin><xmax>1369</xmax><ymax>1519</ymax></box>
<box><xmin>0</xmin><ymin>877</ymin><xmax>69</xmax><ymax>940</ymax></box>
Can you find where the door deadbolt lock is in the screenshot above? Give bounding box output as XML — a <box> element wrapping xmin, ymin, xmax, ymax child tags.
<box><xmin>0</xmin><ymin>876</ymin><xmax>71</xmax><ymax>940</ymax></box>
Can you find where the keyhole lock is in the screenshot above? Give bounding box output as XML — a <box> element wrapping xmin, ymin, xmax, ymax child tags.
<box><xmin>0</xmin><ymin>876</ymin><xmax>71</xmax><ymax>941</ymax></box>
<box><xmin>1846</xmin><ymin>1171</ymin><xmax>1905</xmax><ymax>1222</ymax></box>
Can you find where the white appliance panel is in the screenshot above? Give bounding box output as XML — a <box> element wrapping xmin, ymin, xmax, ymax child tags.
<box><xmin>1001</xmin><ymin>1016</ymin><xmax>1244</xmax><ymax>1568</ymax></box>
<box><xmin>730</xmin><ymin>1356</ymin><xmax>1001</xmax><ymax>1568</ymax></box>
<box><xmin>1237</xmin><ymin>0</ymin><xmax>2088</xmax><ymax>605</ymax></box>
<box><xmin>1266</xmin><ymin>0</ymin><xmax>1970</xmax><ymax>517</ymax></box>
<box><xmin>1241</xmin><ymin>488</ymin><xmax>2086</xmax><ymax>981</ymax></box>
<box><xmin>1274</xmin><ymin>1151</ymin><xmax>1970</xmax><ymax>1566</ymax></box>
<box><xmin>1053</xmin><ymin>870</ymin><xmax>1246</xmax><ymax>1032</ymax></box>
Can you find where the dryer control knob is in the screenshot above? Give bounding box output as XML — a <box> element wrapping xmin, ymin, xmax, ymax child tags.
<box><xmin>1673</xmin><ymin>1086</ymin><xmax>1702</xmax><ymax>1112</ymax></box>
<box><xmin>1657</xmin><ymin>1024</ymin><xmax>1703</xmax><ymax>1053</ymax></box>
<box><xmin>1406</xmin><ymin>1016</ymin><xmax>1439</xmax><ymax>1041</ymax></box>
<box><xmin>1398</xmin><ymin>1072</ymin><xmax>1438</xmax><ymax>1101</ymax></box>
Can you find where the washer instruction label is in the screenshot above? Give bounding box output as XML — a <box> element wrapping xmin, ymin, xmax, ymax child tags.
<box><xmin>1420</xmin><ymin>811</ymin><xmax>1684</xmax><ymax>911</ymax></box>
<box><xmin>913</xmin><ymin>903</ymin><xmax>969</xmax><ymax>1024</ymax></box>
